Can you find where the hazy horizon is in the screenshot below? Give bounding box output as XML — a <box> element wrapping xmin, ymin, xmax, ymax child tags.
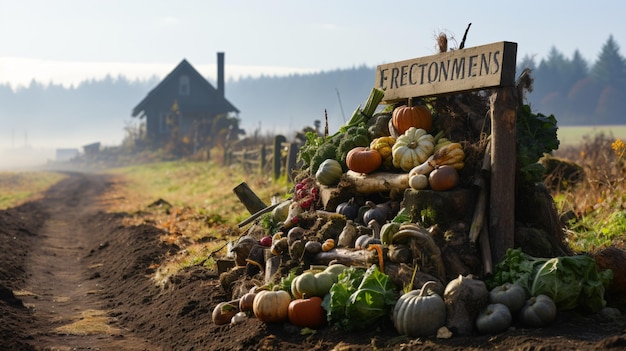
<box><xmin>2</xmin><ymin>1</ymin><xmax>625</xmax><ymax>170</ymax></box>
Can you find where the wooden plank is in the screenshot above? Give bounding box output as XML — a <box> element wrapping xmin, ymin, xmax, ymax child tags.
<box><xmin>232</xmin><ymin>182</ymin><xmax>267</xmax><ymax>215</ymax></box>
<box><xmin>489</xmin><ymin>86</ymin><xmax>518</xmax><ymax>263</ymax></box>
<box><xmin>375</xmin><ymin>41</ymin><xmax>517</xmax><ymax>102</ymax></box>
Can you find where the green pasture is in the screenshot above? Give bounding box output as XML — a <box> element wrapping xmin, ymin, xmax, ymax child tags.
<box><xmin>558</xmin><ymin>125</ymin><xmax>626</xmax><ymax>146</ymax></box>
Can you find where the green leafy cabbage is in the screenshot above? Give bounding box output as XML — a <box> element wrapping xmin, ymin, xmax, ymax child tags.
<box><xmin>322</xmin><ymin>265</ymin><xmax>396</xmax><ymax>331</ymax></box>
<box><xmin>489</xmin><ymin>248</ymin><xmax>612</xmax><ymax>313</ymax></box>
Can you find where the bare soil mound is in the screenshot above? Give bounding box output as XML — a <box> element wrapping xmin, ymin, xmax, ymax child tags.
<box><xmin>1</xmin><ymin>172</ymin><xmax>626</xmax><ymax>350</ymax></box>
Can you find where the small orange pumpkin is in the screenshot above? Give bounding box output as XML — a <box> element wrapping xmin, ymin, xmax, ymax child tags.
<box><xmin>239</xmin><ymin>292</ymin><xmax>257</xmax><ymax>312</ymax></box>
<box><xmin>346</xmin><ymin>147</ymin><xmax>382</xmax><ymax>174</ymax></box>
<box><xmin>288</xmin><ymin>296</ymin><xmax>327</xmax><ymax>328</ymax></box>
<box><xmin>321</xmin><ymin>238</ymin><xmax>335</xmax><ymax>252</ymax></box>
<box><xmin>392</xmin><ymin>104</ymin><xmax>433</xmax><ymax>134</ymax></box>
<box><xmin>428</xmin><ymin>165</ymin><xmax>459</xmax><ymax>191</ymax></box>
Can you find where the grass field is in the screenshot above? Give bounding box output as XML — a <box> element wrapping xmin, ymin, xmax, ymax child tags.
<box><xmin>0</xmin><ymin>171</ymin><xmax>66</xmax><ymax>209</ymax></box>
<box><xmin>558</xmin><ymin>125</ymin><xmax>626</xmax><ymax>146</ymax></box>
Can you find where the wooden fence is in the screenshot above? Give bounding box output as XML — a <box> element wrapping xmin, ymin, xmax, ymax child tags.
<box><xmin>223</xmin><ymin>135</ymin><xmax>301</xmax><ymax>182</ymax></box>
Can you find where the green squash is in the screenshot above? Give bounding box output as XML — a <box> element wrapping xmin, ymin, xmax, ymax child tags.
<box><xmin>324</xmin><ymin>263</ymin><xmax>347</xmax><ymax>280</ymax></box>
<box><xmin>489</xmin><ymin>283</ymin><xmax>527</xmax><ymax>313</ymax></box>
<box><xmin>291</xmin><ymin>271</ymin><xmax>335</xmax><ymax>299</ymax></box>
<box><xmin>475</xmin><ymin>303</ymin><xmax>512</xmax><ymax>334</ymax></box>
<box><xmin>315</xmin><ymin>159</ymin><xmax>343</xmax><ymax>186</ymax></box>
<box><xmin>380</xmin><ymin>222</ymin><xmax>401</xmax><ymax>246</ymax></box>
<box><xmin>518</xmin><ymin>294</ymin><xmax>557</xmax><ymax>328</ymax></box>
<box><xmin>392</xmin><ymin>281</ymin><xmax>446</xmax><ymax>337</ymax></box>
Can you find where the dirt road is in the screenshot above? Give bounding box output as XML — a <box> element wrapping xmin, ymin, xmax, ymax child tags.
<box><xmin>2</xmin><ymin>173</ymin><xmax>157</xmax><ymax>350</ymax></box>
<box><xmin>2</xmin><ymin>172</ymin><xmax>626</xmax><ymax>351</ymax></box>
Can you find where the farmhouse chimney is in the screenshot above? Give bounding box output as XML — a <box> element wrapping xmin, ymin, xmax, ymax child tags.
<box><xmin>217</xmin><ymin>52</ymin><xmax>225</xmax><ymax>97</ymax></box>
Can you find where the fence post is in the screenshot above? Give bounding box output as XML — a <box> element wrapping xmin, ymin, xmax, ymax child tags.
<box><xmin>285</xmin><ymin>142</ymin><xmax>299</xmax><ymax>182</ymax></box>
<box><xmin>273</xmin><ymin>135</ymin><xmax>287</xmax><ymax>180</ymax></box>
<box><xmin>241</xmin><ymin>148</ymin><xmax>246</xmax><ymax>173</ymax></box>
<box><xmin>260</xmin><ymin>144</ymin><xmax>266</xmax><ymax>175</ymax></box>
<box><xmin>223</xmin><ymin>146</ymin><xmax>230</xmax><ymax>166</ymax></box>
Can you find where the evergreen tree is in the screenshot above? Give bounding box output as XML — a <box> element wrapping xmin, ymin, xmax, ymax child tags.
<box><xmin>565</xmin><ymin>50</ymin><xmax>589</xmax><ymax>87</ymax></box>
<box><xmin>591</xmin><ymin>35</ymin><xmax>626</xmax><ymax>123</ymax></box>
<box><xmin>591</xmin><ymin>35</ymin><xmax>626</xmax><ymax>87</ymax></box>
<box><xmin>534</xmin><ymin>47</ymin><xmax>568</xmax><ymax>98</ymax></box>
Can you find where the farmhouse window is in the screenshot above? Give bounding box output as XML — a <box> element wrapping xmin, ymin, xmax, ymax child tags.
<box><xmin>179</xmin><ymin>75</ymin><xmax>190</xmax><ymax>96</ymax></box>
<box><xmin>159</xmin><ymin>112</ymin><xmax>182</xmax><ymax>133</ymax></box>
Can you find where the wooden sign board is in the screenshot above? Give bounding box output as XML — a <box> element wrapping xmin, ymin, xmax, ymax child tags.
<box><xmin>375</xmin><ymin>41</ymin><xmax>517</xmax><ymax>102</ymax></box>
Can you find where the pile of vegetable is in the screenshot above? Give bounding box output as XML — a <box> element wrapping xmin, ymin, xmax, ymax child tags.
<box><xmin>213</xmin><ymin>78</ymin><xmax>615</xmax><ymax>342</ymax></box>
<box><xmin>215</xmin><ymin>258</ymin><xmax>593</xmax><ymax>337</ymax></box>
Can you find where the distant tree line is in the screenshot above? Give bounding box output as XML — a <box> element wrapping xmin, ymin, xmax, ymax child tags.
<box><xmin>0</xmin><ymin>35</ymin><xmax>623</xmax><ymax>148</ymax></box>
<box><xmin>519</xmin><ymin>35</ymin><xmax>626</xmax><ymax>125</ymax></box>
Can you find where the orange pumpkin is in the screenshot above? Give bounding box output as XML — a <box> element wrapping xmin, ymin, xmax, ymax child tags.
<box><xmin>253</xmin><ymin>290</ymin><xmax>291</xmax><ymax>323</ymax></box>
<box><xmin>321</xmin><ymin>238</ymin><xmax>335</xmax><ymax>252</ymax></box>
<box><xmin>392</xmin><ymin>104</ymin><xmax>433</xmax><ymax>134</ymax></box>
<box><xmin>428</xmin><ymin>165</ymin><xmax>459</xmax><ymax>191</ymax></box>
<box><xmin>239</xmin><ymin>292</ymin><xmax>257</xmax><ymax>312</ymax></box>
<box><xmin>288</xmin><ymin>296</ymin><xmax>327</xmax><ymax>328</ymax></box>
<box><xmin>346</xmin><ymin>147</ymin><xmax>382</xmax><ymax>174</ymax></box>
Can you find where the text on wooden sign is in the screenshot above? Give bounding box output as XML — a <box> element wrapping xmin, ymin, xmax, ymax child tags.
<box><xmin>375</xmin><ymin>41</ymin><xmax>517</xmax><ymax>102</ymax></box>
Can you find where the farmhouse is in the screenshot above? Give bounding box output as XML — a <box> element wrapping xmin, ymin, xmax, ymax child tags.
<box><xmin>131</xmin><ymin>53</ymin><xmax>239</xmax><ymax>145</ymax></box>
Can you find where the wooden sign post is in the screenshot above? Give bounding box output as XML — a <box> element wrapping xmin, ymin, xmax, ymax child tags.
<box><xmin>375</xmin><ymin>41</ymin><xmax>518</xmax><ymax>265</ymax></box>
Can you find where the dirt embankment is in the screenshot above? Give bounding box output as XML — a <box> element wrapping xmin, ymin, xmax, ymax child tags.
<box><xmin>1</xmin><ymin>172</ymin><xmax>626</xmax><ymax>351</ymax></box>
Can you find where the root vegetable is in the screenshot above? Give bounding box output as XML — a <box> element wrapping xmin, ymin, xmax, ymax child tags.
<box><xmin>212</xmin><ymin>300</ymin><xmax>239</xmax><ymax>325</ymax></box>
<box><xmin>392</xmin><ymin>225</ymin><xmax>446</xmax><ymax>281</ymax></box>
<box><xmin>409</xmin><ymin>173</ymin><xmax>429</xmax><ymax>190</ymax></box>
<box><xmin>231</xmin><ymin>311</ymin><xmax>247</xmax><ymax>325</ymax></box>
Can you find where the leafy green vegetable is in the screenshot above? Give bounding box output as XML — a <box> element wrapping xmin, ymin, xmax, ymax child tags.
<box><xmin>516</xmin><ymin>105</ymin><xmax>560</xmax><ymax>186</ymax></box>
<box><xmin>296</xmin><ymin>131</ymin><xmax>327</xmax><ymax>172</ymax></box>
<box><xmin>391</xmin><ymin>207</ymin><xmax>411</xmax><ymax>223</ymax></box>
<box><xmin>531</xmin><ymin>255</ymin><xmax>612</xmax><ymax>313</ymax></box>
<box><xmin>278</xmin><ymin>269</ymin><xmax>299</xmax><ymax>295</ymax></box>
<box><xmin>297</xmin><ymin>88</ymin><xmax>384</xmax><ymax>173</ymax></box>
<box><xmin>487</xmin><ymin>247</ymin><xmax>541</xmax><ymax>292</ymax></box>
<box><xmin>488</xmin><ymin>248</ymin><xmax>612</xmax><ymax>313</ymax></box>
<box><xmin>322</xmin><ymin>265</ymin><xmax>396</xmax><ymax>331</ymax></box>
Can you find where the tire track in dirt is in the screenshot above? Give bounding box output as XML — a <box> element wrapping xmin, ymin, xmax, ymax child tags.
<box><xmin>18</xmin><ymin>173</ymin><xmax>159</xmax><ymax>351</ymax></box>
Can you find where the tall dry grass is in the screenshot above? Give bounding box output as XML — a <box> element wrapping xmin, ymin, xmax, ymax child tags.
<box><xmin>550</xmin><ymin>133</ymin><xmax>626</xmax><ymax>252</ymax></box>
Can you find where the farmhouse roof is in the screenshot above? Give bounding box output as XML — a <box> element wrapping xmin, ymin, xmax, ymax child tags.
<box><xmin>131</xmin><ymin>58</ymin><xmax>239</xmax><ymax>117</ymax></box>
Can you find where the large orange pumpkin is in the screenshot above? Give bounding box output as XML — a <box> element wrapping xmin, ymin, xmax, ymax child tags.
<box><xmin>392</xmin><ymin>104</ymin><xmax>433</xmax><ymax>134</ymax></box>
<box><xmin>346</xmin><ymin>147</ymin><xmax>382</xmax><ymax>174</ymax></box>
